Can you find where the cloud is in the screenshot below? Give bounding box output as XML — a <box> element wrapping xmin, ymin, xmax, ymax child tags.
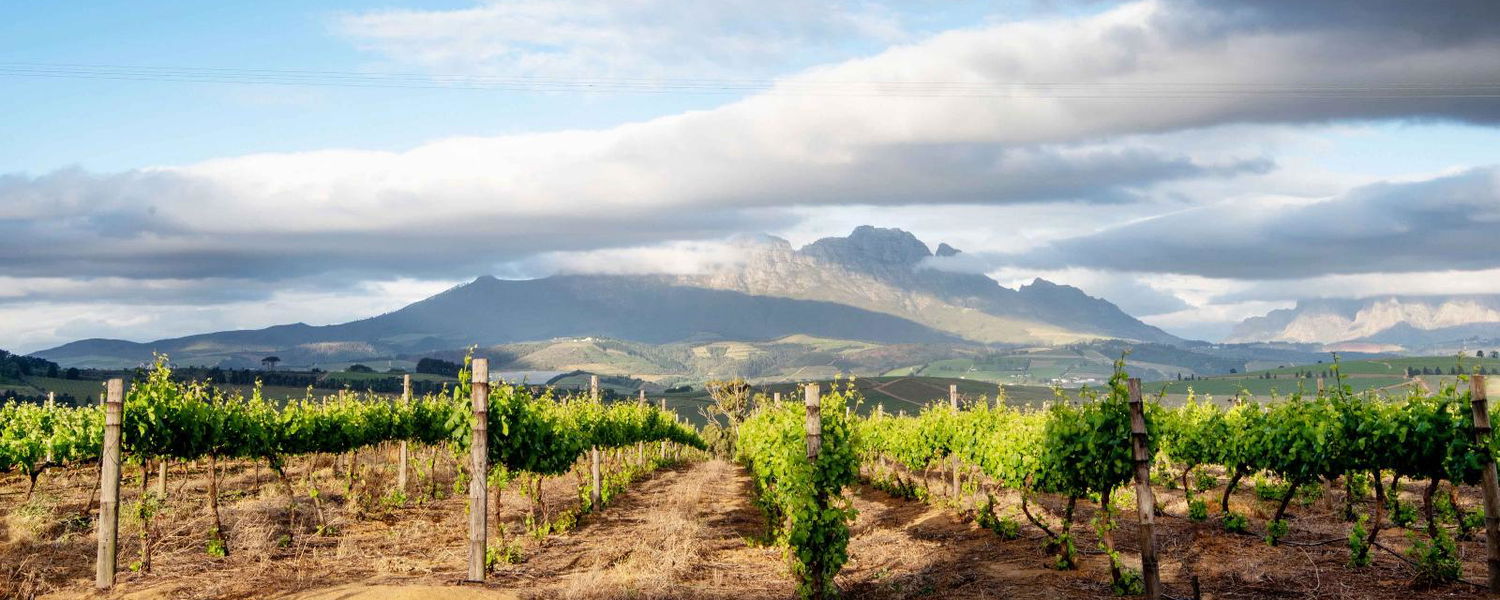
<box><xmin>336</xmin><ymin>0</ymin><xmax>907</xmax><ymax>79</ymax></box>
<box><xmin>1214</xmin><ymin>268</ymin><xmax>1500</xmax><ymax>304</ymax></box>
<box><xmin>1</xmin><ymin>278</ymin><xmax>459</xmax><ymax>354</ymax></box>
<box><xmin>1015</xmin><ymin>166</ymin><xmax>1500</xmax><ymax>279</ymax></box>
<box><xmin>5</xmin><ymin>0</ymin><xmax>1500</xmax><ymax>348</ymax></box>
<box><xmin>14</xmin><ymin>0</ymin><xmax>1498</xmax><ymax>284</ymax></box>
<box><xmin>501</xmin><ymin>239</ymin><xmax>753</xmax><ymax>278</ymax></box>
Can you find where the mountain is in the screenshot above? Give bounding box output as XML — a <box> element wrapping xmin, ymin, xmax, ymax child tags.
<box><xmin>36</xmin><ymin>226</ymin><xmax>1182</xmax><ymax>368</ymax></box>
<box><xmin>676</xmin><ymin>226</ymin><xmax>1180</xmax><ymax>345</ymax></box>
<box><xmin>1227</xmin><ymin>295</ymin><xmax>1500</xmax><ymax>351</ymax></box>
<box><xmin>37</xmin><ymin>279</ymin><xmax>959</xmax><ymax>368</ymax></box>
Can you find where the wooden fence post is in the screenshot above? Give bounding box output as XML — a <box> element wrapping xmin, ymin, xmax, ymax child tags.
<box><xmin>591</xmin><ymin>447</ymin><xmax>603</xmax><ymax>509</ymax></box>
<box><xmin>590</xmin><ymin>375</ymin><xmax>602</xmax><ymax>509</ymax></box>
<box><xmin>774</xmin><ymin>391</ymin><xmax>782</xmax><ymax>402</ymax></box>
<box><xmin>1468</xmin><ymin>374</ymin><xmax>1500</xmax><ymax>592</ymax></box>
<box><xmin>803</xmin><ymin>383</ymin><xmax>826</xmax><ymax>595</ymax></box>
<box><xmin>398</xmin><ymin>374</ymin><xmax>411</xmax><ymax>493</ymax></box>
<box><xmin>804</xmin><ymin>384</ymin><xmax>821</xmax><ymax>460</ymax></box>
<box><xmin>466</xmin><ymin>359</ymin><xmax>489</xmax><ymax>582</ymax></box>
<box><xmin>1128</xmin><ymin>378</ymin><xmax>1161</xmax><ymax>600</ymax></box>
<box><xmin>950</xmin><ymin>384</ymin><xmax>960</xmax><ymax>497</ymax></box>
<box><xmin>637</xmin><ymin>389</ymin><xmax>646</xmax><ymax>464</ymax></box>
<box><xmin>155</xmin><ymin>459</ymin><xmax>166</xmax><ymax>498</ymax></box>
<box><xmin>659</xmin><ymin>397</ymin><xmax>669</xmax><ymax>459</ymax></box>
<box><xmin>95</xmin><ymin>378</ymin><xmax>123</xmax><ymax>590</ymax></box>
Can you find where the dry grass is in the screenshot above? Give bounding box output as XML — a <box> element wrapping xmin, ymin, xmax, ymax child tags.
<box><xmin>7</xmin><ymin>452</ymin><xmax>1500</xmax><ymax>600</ymax></box>
<box><xmin>558</xmin><ymin>466</ymin><xmax>708</xmax><ymax>598</ymax></box>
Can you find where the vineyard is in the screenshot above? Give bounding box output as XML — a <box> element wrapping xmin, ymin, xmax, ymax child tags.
<box><xmin>5</xmin><ymin>356</ymin><xmax>1500</xmax><ymax>599</ymax></box>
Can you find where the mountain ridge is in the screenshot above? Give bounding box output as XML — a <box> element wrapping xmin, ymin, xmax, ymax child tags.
<box><xmin>35</xmin><ymin>226</ymin><xmax>1183</xmax><ymax>368</ymax></box>
<box><xmin>1228</xmin><ymin>295</ymin><xmax>1500</xmax><ymax>351</ymax></box>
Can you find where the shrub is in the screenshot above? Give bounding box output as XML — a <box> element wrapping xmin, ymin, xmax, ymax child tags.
<box><xmin>1194</xmin><ymin>469</ymin><xmax>1218</xmax><ymax>493</ymax></box>
<box><xmin>1265</xmin><ymin>519</ymin><xmax>1289</xmax><ymax>546</ymax></box>
<box><xmin>1407</xmin><ymin>529</ymin><xmax>1461</xmax><ymax>586</ymax></box>
<box><xmin>1223</xmin><ymin>511</ymin><xmax>1249</xmax><ymax>534</ymax></box>
<box><xmin>976</xmin><ymin>493</ymin><xmax>1021</xmax><ymax>540</ymax></box>
<box><xmin>1348</xmin><ymin>515</ymin><xmax>1371</xmax><ymax>567</ymax></box>
<box><xmin>1187</xmin><ymin>498</ymin><xmax>1208</xmax><ymax>522</ymax></box>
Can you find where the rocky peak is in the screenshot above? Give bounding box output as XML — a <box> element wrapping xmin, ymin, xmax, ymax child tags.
<box><xmin>934</xmin><ymin>243</ymin><xmax>961</xmax><ymax>257</ymax></box>
<box><xmin>798</xmin><ymin>226</ymin><xmax>932</xmax><ymax>270</ymax></box>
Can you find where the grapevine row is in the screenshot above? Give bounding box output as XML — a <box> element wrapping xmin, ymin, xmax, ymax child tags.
<box><xmin>737</xmin><ymin>383</ymin><xmax>859</xmax><ymax>599</ymax></box>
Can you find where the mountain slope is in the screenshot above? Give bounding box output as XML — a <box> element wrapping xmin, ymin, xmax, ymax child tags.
<box><xmin>1228</xmin><ymin>296</ymin><xmax>1500</xmax><ymax>349</ymax></box>
<box><xmin>37</xmin><ymin>278</ymin><xmax>959</xmax><ymax>367</ymax></box>
<box><xmin>677</xmin><ymin>226</ymin><xmax>1180</xmax><ymax>345</ymax></box>
<box><xmin>36</xmin><ymin>226</ymin><xmax>1182</xmax><ymax>368</ymax></box>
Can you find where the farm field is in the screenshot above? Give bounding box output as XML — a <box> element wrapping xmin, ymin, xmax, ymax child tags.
<box><xmin>657</xmin><ymin>376</ymin><xmax>1063</xmax><ymax>425</ymax></box>
<box><xmin>7</xmin><ymin>360</ymin><xmax>1500</xmax><ymax>599</ymax></box>
<box><xmin>6</xmin><ymin>444</ymin><xmax>1498</xmax><ymax>599</ymax></box>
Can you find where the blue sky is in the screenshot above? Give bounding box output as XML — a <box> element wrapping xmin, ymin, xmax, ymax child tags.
<box><xmin>1</xmin><ymin>1</ymin><xmax>1048</xmax><ymax>174</ymax></box>
<box><xmin>2</xmin><ymin>0</ymin><xmax>1499</xmax><ymax>351</ymax></box>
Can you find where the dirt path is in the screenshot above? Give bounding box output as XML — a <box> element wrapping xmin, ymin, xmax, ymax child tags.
<box><xmin>498</xmin><ymin>459</ymin><xmax>791</xmax><ymax>599</ymax></box>
<box><xmin>839</xmin><ymin>483</ymin><xmax>1097</xmax><ymax>599</ymax></box>
<box><xmin>15</xmin><ymin>456</ymin><xmax>1500</xmax><ymax>600</ymax></box>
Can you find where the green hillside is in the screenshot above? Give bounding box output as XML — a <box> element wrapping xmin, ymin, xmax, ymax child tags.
<box><xmin>1144</xmin><ymin>356</ymin><xmax>1499</xmax><ymax>400</ymax></box>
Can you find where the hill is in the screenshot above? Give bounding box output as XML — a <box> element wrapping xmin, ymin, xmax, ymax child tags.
<box><xmin>1228</xmin><ymin>295</ymin><xmax>1500</xmax><ymax>352</ymax></box>
<box><xmin>34</xmin><ymin>226</ymin><xmax>1183</xmax><ymax>370</ymax></box>
<box><xmin>1146</xmin><ymin>355</ymin><xmax>1500</xmax><ymax>399</ymax></box>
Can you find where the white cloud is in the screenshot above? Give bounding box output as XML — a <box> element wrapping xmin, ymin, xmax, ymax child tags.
<box><xmin>3</xmin><ymin>278</ymin><xmax>459</xmax><ymax>354</ymax></box>
<box><xmin>335</xmin><ymin>0</ymin><xmax>907</xmax><ymax>79</ymax></box>
<box><xmin>502</xmin><ymin>239</ymin><xmax>751</xmax><ymax>277</ymax></box>
<box><xmin>1016</xmin><ymin>166</ymin><xmax>1500</xmax><ymax>278</ymax></box>
<box><xmin>5</xmin><ymin>0</ymin><xmax>1500</xmax><ymax>347</ymax></box>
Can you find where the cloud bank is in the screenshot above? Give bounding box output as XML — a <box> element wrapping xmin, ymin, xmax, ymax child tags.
<box><xmin>4</xmin><ymin>0</ymin><xmax>1500</xmax><ymax>350</ymax></box>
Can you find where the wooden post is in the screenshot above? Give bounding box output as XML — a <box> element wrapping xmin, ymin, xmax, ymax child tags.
<box><xmin>466</xmin><ymin>359</ymin><xmax>489</xmax><ymax>582</ymax></box>
<box><xmin>1317</xmin><ymin>377</ymin><xmax>1325</xmax><ymax>394</ymax></box>
<box><xmin>1128</xmin><ymin>378</ymin><xmax>1161</xmax><ymax>600</ymax></box>
<box><xmin>774</xmin><ymin>391</ymin><xmax>782</xmax><ymax>402</ymax></box>
<box><xmin>591</xmin><ymin>447</ymin><xmax>603</xmax><ymax>509</ymax></box>
<box><xmin>638</xmin><ymin>390</ymin><xmax>647</xmax><ymax>471</ymax></box>
<box><xmin>155</xmin><ymin>459</ymin><xmax>167</xmax><ymax>498</ymax></box>
<box><xmin>590</xmin><ymin>374</ymin><xmax>602</xmax><ymax>508</ymax></box>
<box><xmin>950</xmin><ymin>384</ymin><xmax>960</xmax><ymax>497</ymax></box>
<box><xmin>95</xmin><ymin>378</ymin><xmax>123</xmax><ymax>590</ymax></box>
<box><xmin>1468</xmin><ymin>374</ymin><xmax>1500</xmax><ymax>592</ymax></box>
<box><xmin>803</xmin><ymin>383</ymin><xmax>826</xmax><ymax>595</ymax></box>
<box><xmin>804</xmin><ymin>384</ymin><xmax>821</xmax><ymax>460</ymax></box>
<box><xmin>398</xmin><ymin>374</ymin><xmax>411</xmax><ymax>493</ymax></box>
<box><xmin>659</xmin><ymin>397</ymin><xmax>668</xmax><ymax>459</ymax></box>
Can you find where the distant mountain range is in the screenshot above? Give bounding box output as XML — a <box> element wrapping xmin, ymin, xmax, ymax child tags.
<box><xmin>1227</xmin><ymin>296</ymin><xmax>1500</xmax><ymax>352</ymax></box>
<box><xmin>37</xmin><ymin>226</ymin><xmax>1182</xmax><ymax>369</ymax></box>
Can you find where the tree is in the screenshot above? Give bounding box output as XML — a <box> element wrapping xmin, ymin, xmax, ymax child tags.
<box><xmin>700</xmin><ymin>378</ymin><xmax>756</xmax><ymax>457</ymax></box>
<box><xmin>347</xmin><ymin>364</ymin><xmax>374</xmax><ymax>373</ymax></box>
<box><xmin>415</xmin><ymin>357</ymin><xmax>461</xmax><ymax>377</ymax></box>
<box><xmin>261</xmin><ymin>356</ymin><xmax>281</xmax><ymax>370</ymax></box>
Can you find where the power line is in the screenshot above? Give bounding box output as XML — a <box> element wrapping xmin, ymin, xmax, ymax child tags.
<box><xmin>1</xmin><ymin>61</ymin><xmax>1498</xmax><ymax>99</ymax></box>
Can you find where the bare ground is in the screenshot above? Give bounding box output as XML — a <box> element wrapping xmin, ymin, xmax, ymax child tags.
<box><xmin>5</xmin><ymin>454</ymin><xmax>1499</xmax><ymax>600</ymax></box>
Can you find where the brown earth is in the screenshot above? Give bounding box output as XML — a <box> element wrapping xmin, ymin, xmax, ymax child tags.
<box><xmin>4</xmin><ymin>451</ymin><xmax>1498</xmax><ymax>600</ymax></box>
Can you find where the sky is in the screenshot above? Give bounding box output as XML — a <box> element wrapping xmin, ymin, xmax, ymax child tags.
<box><xmin>2</xmin><ymin>0</ymin><xmax>1499</xmax><ymax>353</ymax></box>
